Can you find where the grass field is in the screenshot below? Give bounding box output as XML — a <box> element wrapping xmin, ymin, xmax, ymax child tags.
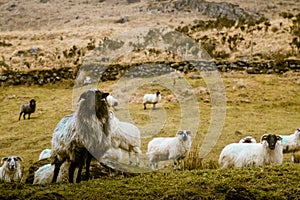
<box><xmin>0</xmin><ymin>71</ymin><xmax>299</xmax><ymax>199</ymax></box>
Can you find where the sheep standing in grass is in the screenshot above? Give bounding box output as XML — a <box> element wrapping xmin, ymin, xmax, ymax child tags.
<box><xmin>239</xmin><ymin>136</ymin><xmax>257</xmax><ymax>143</ymax></box>
<box><xmin>19</xmin><ymin>99</ymin><xmax>36</xmax><ymax>120</ymax></box>
<box><xmin>109</xmin><ymin>110</ymin><xmax>141</xmax><ymax>166</ymax></box>
<box><xmin>51</xmin><ymin>88</ymin><xmax>111</xmax><ymax>183</ymax></box>
<box><xmin>106</xmin><ymin>95</ymin><xmax>119</xmax><ymax>110</ymax></box>
<box><xmin>0</xmin><ymin>156</ymin><xmax>23</xmax><ymax>182</ymax></box>
<box><xmin>143</xmin><ymin>91</ymin><xmax>161</xmax><ymax>110</ymax></box>
<box><xmin>147</xmin><ymin>130</ymin><xmax>192</xmax><ymax>170</ymax></box>
<box><xmin>38</xmin><ymin>149</ymin><xmax>51</xmax><ymax>160</ymax></box>
<box><xmin>219</xmin><ymin>134</ymin><xmax>283</xmax><ymax>169</ymax></box>
<box><xmin>280</xmin><ymin>128</ymin><xmax>300</xmax><ymax>162</ymax></box>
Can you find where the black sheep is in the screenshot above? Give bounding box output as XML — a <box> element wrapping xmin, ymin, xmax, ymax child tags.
<box><xmin>19</xmin><ymin>99</ymin><xmax>36</xmax><ymax>120</ymax></box>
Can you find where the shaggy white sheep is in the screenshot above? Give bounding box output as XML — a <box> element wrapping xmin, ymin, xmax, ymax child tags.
<box><xmin>239</xmin><ymin>136</ymin><xmax>257</xmax><ymax>143</ymax></box>
<box><xmin>0</xmin><ymin>156</ymin><xmax>23</xmax><ymax>182</ymax></box>
<box><xmin>109</xmin><ymin>110</ymin><xmax>141</xmax><ymax>166</ymax></box>
<box><xmin>51</xmin><ymin>88</ymin><xmax>111</xmax><ymax>183</ymax></box>
<box><xmin>147</xmin><ymin>130</ymin><xmax>192</xmax><ymax>170</ymax></box>
<box><xmin>280</xmin><ymin>128</ymin><xmax>300</xmax><ymax>162</ymax></box>
<box><xmin>38</xmin><ymin>149</ymin><xmax>51</xmax><ymax>160</ymax></box>
<box><xmin>106</xmin><ymin>95</ymin><xmax>119</xmax><ymax>110</ymax></box>
<box><xmin>143</xmin><ymin>91</ymin><xmax>161</xmax><ymax>110</ymax></box>
<box><xmin>219</xmin><ymin>134</ymin><xmax>283</xmax><ymax>169</ymax></box>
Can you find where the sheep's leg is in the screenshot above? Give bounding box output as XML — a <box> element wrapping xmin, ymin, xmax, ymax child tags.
<box><xmin>173</xmin><ymin>160</ymin><xmax>177</xmax><ymax>170</ymax></box>
<box><xmin>28</xmin><ymin>113</ymin><xmax>31</xmax><ymax>120</ymax></box>
<box><xmin>177</xmin><ymin>159</ymin><xmax>181</xmax><ymax>170</ymax></box>
<box><xmin>291</xmin><ymin>152</ymin><xmax>295</xmax><ymax>163</ymax></box>
<box><xmin>18</xmin><ymin>112</ymin><xmax>23</xmax><ymax>120</ymax></box>
<box><xmin>152</xmin><ymin>103</ymin><xmax>156</xmax><ymax>110</ymax></box>
<box><xmin>69</xmin><ymin>162</ymin><xmax>77</xmax><ymax>183</ymax></box>
<box><xmin>83</xmin><ymin>153</ymin><xmax>92</xmax><ymax>181</ymax></box>
<box><xmin>52</xmin><ymin>163</ymin><xmax>62</xmax><ymax>183</ymax></box>
<box><xmin>143</xmin><ymin>103</ymin><xmax>147</xmax><ymax>110</ymax></box>
<box><xmin>135</xmin><ymin>152</ymin><xmax>140</xmax><ymax>167</ymax></box>
<box><xmin>76</xmin><ymin>165</ymin><xmax>82</xmax><ymax>183</ymax></box>
<box><xmin>129</xmin><ymin>152</ymin><xmax>132</xmax><ymax>165</ymax></box>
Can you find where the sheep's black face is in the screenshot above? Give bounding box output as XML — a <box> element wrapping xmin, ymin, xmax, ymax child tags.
<box><xmin>30</xmin><ymin>99</ymin><xmax>36</xmax><ymax>108</ymax></box>
<box><xmin>262</xmin><ymin>134</ymin><xmax>281</xmax><ymax>150</ymax></box>
<box><xmin>243</xmin><ymin>137</ymin><xmax>253</xmax><ymax>143</ymax></box>
<box><xmin>156</xmin><ymin>91</ymin><xmax>160</xmax><ymax>96</ymax></box>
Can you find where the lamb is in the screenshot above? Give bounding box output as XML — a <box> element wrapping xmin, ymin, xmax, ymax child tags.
<box><xmin>106</xmin><ymin>95</ymin><xmax>119</xmax><ymax>110</ymax></box>
<box><xmin>109</xmin><ymin>110</ymin><xmax>141</xmax><ymax>166</ymax></box>
<box><xmin>19</xmin><ymin>99</ymin><xmax>36</xmax><ymax>120</ymax></box>
<box><xmin>147</xmin><ymin>130</ymin><xmax>192</xmax><ymax>170</ymax></box>
<box><xmin>102</xmin><ymin>147</ymin><xmax>123</xmax><ymax>162</ymax></box>
<box><xmin>0</xmin><ymin>156</ymin><xmax>23</xmax><ymax>182</ymax></box>
<box><xmin>219</xmin><ymin>134</ymin><xmax>283</xmax><ymax>169</ymax></box>
<box><xmin>280</xmin><ymin>128</ymin><xmax>300</xmax><ymax>162</ymax></box>
<box><xmin>50</xmin><ymin>88</ymin><xmax>111</xmax><ymax>183</ymax></box>
<box><xmin>239</xmin><ymin>136</ymin><xmax>257</xmax><ymax>143</ymax></box>
<box><xmin>38</xmin><ymin>149</ymin><xmax>51</xmax><ymax>160</ymax></box>
<box><xmin>143</xmin><ymin>91</ymin><xmax>161</xmax><ymax>110</ymax></box>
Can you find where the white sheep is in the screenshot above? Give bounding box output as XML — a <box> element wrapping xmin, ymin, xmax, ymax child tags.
<box><xmin>143</xmin><ymin>91</ymin><xmax>161</xmax><ymax>110</ymax></box>
<box><xmin>280</xmin><ymin>128</ymin><xmax>300</xmax><ymax>162</ymax></box>
<box><xmin>109</xmin><ymin>110</ymin><xmax>141</xmax><ymax>166</ymax></box>
<box><xmin>106</xmin><ymin>95</ymin><xmax>119</xmax><ymax>110</ymax></box>
<box><xmin>38</xmin><ymin>149</ymin><xmax>51</xmax><ymax>160</ymax></box>
<box><xmin>51</xmin><ymin>88</ymin><xmax>111</xmax><ymax>183</ymax></box>
<box><xmin>239</xmin><ymin>136</ymin><xmax>257</xmax><ymax>143</ymax></box>
<box><xmin>0</xmin><ymin>156</ymin><xmax>23</xmax><ymax>182</ymax></box>
<box><xmin>102</xmin><ymin>147</ymin><xmax>123</xmax><ymax>162</ymax></box>
<box><xmin>219</xmin><ymin>134</ymin><xmax>283</xmax><ymax>169</ymax></box>
<box><xmin>147</xmin><ymin>130</ymin><xmax>192</xmax><ymax>170</ymax></box>
<box><xmin>33</xmin><ymin>162</ymin><xmax>73</xmax><ymax>184</ymax></box>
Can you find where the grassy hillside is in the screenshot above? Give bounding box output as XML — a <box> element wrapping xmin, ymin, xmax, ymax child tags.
<box><xmin>1</xmin><ymin>71</ymin><xmax>300</xmax><ymax>199</ymax></box>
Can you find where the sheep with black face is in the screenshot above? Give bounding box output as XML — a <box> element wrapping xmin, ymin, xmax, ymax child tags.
<box><xmin>50</xmin><ymin>88</ymin><xmax>111</xmax><ymax>183</ymax></box>
<box><xmin>19</xmin><ymin>99</ymin><xmax>36</xmax><ymax>120</ymax></box>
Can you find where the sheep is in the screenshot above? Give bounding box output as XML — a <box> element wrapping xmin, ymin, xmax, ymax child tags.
<box><xmin>147</xmin><ymin>130</ymin><xmax>192</xmax><ymax>170</ymax></box>
<box><xmin>106</xmin><ymin>95</ymin><xmax>119</xmax><ymax>110</ymax></box>
<box><xmin>218</xmin><ymin>134</ymin><xmax>283</xmax><ymax>169</ymax></box>
<box><xmin>239</xmin><ymin>136</ymin><xmax>257</xmax><ymax>143</ymax></box>
<box><xmin>33</xmin><ymin>162</ymin><xmax>72</xmax><ymax>184</ymax></box>
<box><xmin>18</xmin><ymin>99</ymin><xmax>36</xmax><ymax>120</ymax></box>
<box><xmin>280</xmin><ymin>128</ymin><xmax>300</xmax><ymax>162</ymax></box>
<box><xmin>143</xmin><ymin>91</ymin><xmax>161</xmax><ymax>110</ymax></box>
<box><xmin>0</xmin><ymin>156</ymin><xmax>23</xmax><ymax>182</ymax></box>
<box><xmin>50</xmin><ymin>88</ymin><xmax>111</xmax><ymax>183</ymax></box>
<box><xmin>102</xmin><ymin>147</ymin><xmax>123</xmax><ymax>162</ymax></box>
<box><xmin>109</xmin><ymin>110</ymin><xmax>141</xmax><ymax>166</ymax></box>
<box><xmin>38</xmin><ymin>149</ymin><xmax>51</xmax><ymax>160</ymax></box>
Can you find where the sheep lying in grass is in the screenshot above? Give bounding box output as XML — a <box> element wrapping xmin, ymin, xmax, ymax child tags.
<box><xmin>109</xmin><ymin>110</ymin><xmax>141</xmax><ymax>166</ymax></box>
<box><xmin>147</xmin><ymin>130</ymin><xmax>192</xmax><ymax>170</ymax></box>
<box><xmin>0</xmin><ymin>156</ymin><xmax>23</xmax><ymax>182</ymax></box>
<box><xmin>219</xmin><ymin>134</ymin><xmax>283</xmax><ymax>169</ymax></box>
<box><xmin>51</xmin><ymin>88</ymin><xmax>111</xmax><ymax>183</ymax></box>
<box><xmin>143</xmin><ymin>91</ymin><xmax>161</xmax><ymax>110</ymax></box>
<box><xmin>38</xmin><ymin>149</ymin><xmax>51</xmax><ymax>160</ymax></box>
<box><xmin>280</xmin><ymin>128</ymin><xmax>300</xmax><ymax>162</ymax></box>
<box><xmin>33</xmin><ymin>162</ymin><xmax>72</xmax><ymax>184</ymax></box>
<box><xmin>106</xmin><ymin>95</ymin><xmax>119</xmax><ymax>110</ymax></box>
<box><xmin>239</xmin><ymin>136</ymin><xmax>257</xmax><ymax>143</ymax></box>
<box><xmin>19</xmin><ymin>99</ymin><xmax>36</xmax><ymax>120</ymax></box>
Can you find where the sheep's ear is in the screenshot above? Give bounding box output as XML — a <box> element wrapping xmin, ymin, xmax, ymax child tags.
<box><xmin>102</xmin><ymin>92</ymin><xmax>109</xmax><ymax>99</ymax></box>
<box><xmin>261</xmin><ymin>134</ymin><xmax>268</xmax><ymax>141</ymax></box>
<box><xmin>177</xmin><ymin>130</ymin><xmax>183</xmax><ymax>135</ymax></box>
<box><xmin>186</xmin><ymin>130</ymin><xmax>191</xmax><ymax>135</ymax></box>
<box><xmin>16</xmin><ymin>157</ymin><xmax>23</xmax><ymax>162</ymax></box>
<box><xmin>276</xmin><ymin>136</ymin><xmax>282</xmax><ymax>141</ymax></box>
<box><xmin>1</xmin><ymin>157</ymin><xmax>8</xmax><ymax>164</ymax></box>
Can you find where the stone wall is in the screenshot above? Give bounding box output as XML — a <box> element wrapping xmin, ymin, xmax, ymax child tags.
<box><xmin>1</xmin><ymin>59</ymin><xmax>300</xmax><ymax>87</ymax></box>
